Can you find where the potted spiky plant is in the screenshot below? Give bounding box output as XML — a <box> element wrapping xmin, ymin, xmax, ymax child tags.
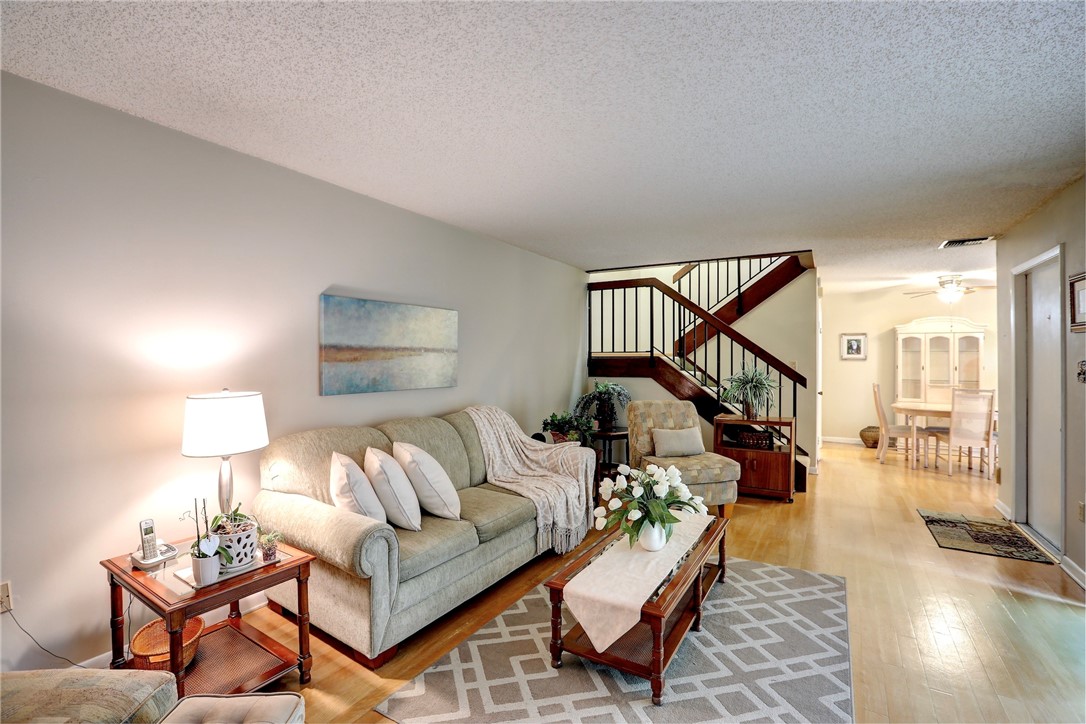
<box><xmin>574</xmin><ymin>381</ymin><xmax>632</xmax><ymax>431</ymax></box>
<box><xmin>722</xmin><ymin>366</ymin><xmax>778</xmax><ymax>420</ymax></box>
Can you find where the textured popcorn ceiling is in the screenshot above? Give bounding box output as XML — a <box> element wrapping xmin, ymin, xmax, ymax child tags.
<box><xmin>3</xmin><ymin>2</ymin><xmax>1083</xmax><ymax>288</ymax></box>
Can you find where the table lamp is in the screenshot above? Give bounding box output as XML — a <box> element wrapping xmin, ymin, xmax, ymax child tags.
<box><xmin>181</xmin><ymin>389</ymin><xmax>269</xmax><ymax>514</ymax></box>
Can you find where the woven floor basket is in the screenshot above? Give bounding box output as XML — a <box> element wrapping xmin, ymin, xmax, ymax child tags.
<box><xmin>130</xmin><ymin>616</ymin><xmax>204</xmax><ymax>670</ymax></box>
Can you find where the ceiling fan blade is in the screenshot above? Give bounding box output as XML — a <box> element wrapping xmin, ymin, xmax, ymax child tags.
<box><xmin>904</xmin><ymin>290</ymin><xmax>937</xmax><ymax>297</ymax></box>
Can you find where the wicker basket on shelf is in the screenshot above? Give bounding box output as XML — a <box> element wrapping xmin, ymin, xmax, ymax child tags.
<box><xmin>130</xmin><ymin>616</ymin><xmax>204</xmax><ymax>671</ymax></box>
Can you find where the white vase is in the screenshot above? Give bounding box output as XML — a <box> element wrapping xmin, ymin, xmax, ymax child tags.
<box><xmin>638</xmin><ymin>521</ymin><xmax>668</xmax><ymax>552</ymax></box>
<box><xmin>191</xmin><ymin>554</ymin><xmax>221</xmax><ymax>586</ymax></box>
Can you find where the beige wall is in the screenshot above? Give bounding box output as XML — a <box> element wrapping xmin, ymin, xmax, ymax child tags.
<box><xmin>995</xmin><ymin>178</ymin><xmax>1085</xmax><ymax>578</ymax></box>
<box><xmin>821</xmin><ymin>287</ymin><xmax>998</xmax><ymax>442</ymax></box>
<box><xmin>0</xmin><ymin>74</ymin><xmax>588</xmax><ymax>668</ymax></box>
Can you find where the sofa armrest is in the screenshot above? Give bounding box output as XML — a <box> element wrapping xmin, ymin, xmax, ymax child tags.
<box><xmin>252</xmin><ymin>490</ymin><xmax>399</xmax><ymax>581</ymax></box>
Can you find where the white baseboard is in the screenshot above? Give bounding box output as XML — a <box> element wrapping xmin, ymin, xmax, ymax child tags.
<box><xmin>76</xmin><ymin>594</ymin><xmax>268</xmax><ymax>669</ymax></box>
<box><xmin>822</xmin><ymin>437</ymin><xmax>864</xmax><ymax>446</ymax></box>
<box><xmin>993</xmin><ymin>499</ymin><xmax>1013</xmax><ymax>521</ymax></box>
<box><xmin>1060</xmin><ymin>556</ymin><xmax>1086</xmax><ymax>590</ymax></box>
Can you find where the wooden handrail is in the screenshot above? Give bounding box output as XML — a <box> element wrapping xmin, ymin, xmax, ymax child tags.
<box><xmin>587</xmin><ymin>278</ymin><xmax>808</xmax><ymax>386</ymax></box>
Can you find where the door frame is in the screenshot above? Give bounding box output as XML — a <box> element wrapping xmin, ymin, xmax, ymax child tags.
<box><xmin>1010</xmin><ymin>244</ymin><xmax>1065</xmax><ymax>554</ymax></box>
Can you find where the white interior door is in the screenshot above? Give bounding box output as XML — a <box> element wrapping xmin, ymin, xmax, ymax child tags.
<box><xmin>1025</xmin><ymin>259</ymin><xmax>1063</xmax><ymax>550</ymax></box>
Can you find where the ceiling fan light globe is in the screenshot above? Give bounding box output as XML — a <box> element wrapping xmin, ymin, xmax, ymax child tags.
<box><xmin>937</xmin><ymin>286</ymin><xmax>965</xmax><ymax>304</ymax></box>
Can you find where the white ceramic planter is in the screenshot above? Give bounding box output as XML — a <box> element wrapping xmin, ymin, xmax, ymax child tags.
<box><xmin>191</xmin><ymin>554</ymin><xmax>221</xmax><ymax>586</ymax></box>
<box><xmin>638</xmin><ymin>521</ymin><xmax>668</xmax><ymax>552</ymax></box>
<box><xmin>218</xmin><ymin>525</ymin><xmax>258</xmax><ymax>572</ymax></box>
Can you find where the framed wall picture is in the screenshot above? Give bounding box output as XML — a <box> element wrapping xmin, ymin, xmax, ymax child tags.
<box><xmin>840</xmin><ymin>333</ymin><xmax>867</xmax><ymax>360</ymax></box>
<box><xmin>319</xmin><ymin>294</ymin><xmax>458</xmax><ymax>395</ymax></box>
<box><xmin>1071</xmin><ymin>272</ymin><xmax>1086</xmax><ymax>333</ymax></box>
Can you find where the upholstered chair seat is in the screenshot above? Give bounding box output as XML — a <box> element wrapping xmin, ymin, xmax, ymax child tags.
<box><xmin>626</xmin><ymin>400</ymin><xmax>740</xmax><ymax>516</ymax></box>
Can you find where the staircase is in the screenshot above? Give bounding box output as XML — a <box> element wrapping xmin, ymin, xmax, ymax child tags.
<box><xmin>587</xmin><ymin>252</ymin><xmax>813</xmax><ymax>487</ymax></box>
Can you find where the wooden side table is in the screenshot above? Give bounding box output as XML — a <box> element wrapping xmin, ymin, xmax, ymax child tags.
<box><xmin>101</xmin><ymin>541</ymin><xmax>315</xmax><ymax>698</ymax></box>
<box><xmin>590</xmin><ymin>426</ymin><xmax>628</xmax><ymax>481</ymax></box>
<box><xmin>713</xmin><ymin>414</ymin><xmax>796</xmax><ymax>503</ymax></box>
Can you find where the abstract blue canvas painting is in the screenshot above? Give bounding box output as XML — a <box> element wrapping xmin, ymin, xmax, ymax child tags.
<box><xmin>319</xmin><ymin>294</ymin><xmax>458</xmax><ymax>395</ymax></box>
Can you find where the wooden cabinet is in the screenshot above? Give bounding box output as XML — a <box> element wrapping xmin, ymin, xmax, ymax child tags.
<box><xmin>895</xmin><ymin>317</ymin><xmax>987</xmax><ymax>406</ymax></box>
<box><xmin>713</xmin><ymin>415</ymin><xmax>795</xmax><ymax>503</ymax></box>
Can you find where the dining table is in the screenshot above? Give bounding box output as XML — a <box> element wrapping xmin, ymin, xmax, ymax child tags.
<box><xmin>891</xmin><ymin>401</ymin><xmax>953</xmax><ymax>470</ymax></box>
<box><xmin>890</xmin><ymin>400</ymin><xmax>996</xmax><ymax>470</ymax></box>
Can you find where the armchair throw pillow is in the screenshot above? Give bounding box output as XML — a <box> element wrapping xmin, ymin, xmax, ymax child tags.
<box><xmin>393</xmin><ymin>442</ymin><xmax>461</xmax><ymax>520</ymax></box>
<box><xmin>329</xmin><ymin>452</ymin><xmax>386</xmax><ymax>523</ymax></box>
<box><xmin>651</xmin><ymin>427</ymin><xmax>705</xmax><ymax>457</ymax></box>
<box><xmin>364</xmin><ymin>448</ymin><xmax>422</xmax><ymax>531</ymax></box>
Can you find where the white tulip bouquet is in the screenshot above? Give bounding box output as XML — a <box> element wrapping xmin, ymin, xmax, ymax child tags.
<box><xmin>593</xmin><ymin>463</ymin><xmax>709</xmax><ymax>547</ymax></box>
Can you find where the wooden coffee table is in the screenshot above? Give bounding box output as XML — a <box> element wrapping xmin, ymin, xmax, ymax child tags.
<box><xmin>101</xmin><ymin>541</ymin><xmax>314</xmax><ymax>698</ymax></box>
<box><xmin>545</xmin><ymin>517</ymin><xmax>728</xmax><ymax>705</ymax></box>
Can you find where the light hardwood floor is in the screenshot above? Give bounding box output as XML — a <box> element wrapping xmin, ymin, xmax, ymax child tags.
<box><xmin>250</xmin><ymin>443</ymin><xmax>1086</xmax><ymax>722</ymax></box>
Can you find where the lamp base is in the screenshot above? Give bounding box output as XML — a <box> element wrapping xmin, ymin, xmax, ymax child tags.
<box><xmin>218</xmin><ymin>457</ymin><xmax>234</xmax><ymax>514</ymax></box>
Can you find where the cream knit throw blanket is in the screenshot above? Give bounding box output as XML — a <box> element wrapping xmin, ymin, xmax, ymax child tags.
<box><xmin>466</xmin><ymin>405</ymin><xmax>592</xmax><ymax>555</ymax></box>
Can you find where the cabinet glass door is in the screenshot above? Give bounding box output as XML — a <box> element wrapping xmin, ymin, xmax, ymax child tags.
<box><xmin>956</xmin><ymin>334</ymin><xmax>981</xmax><ymax>389</ymax></box>
<box><xmin>928</xmin><ymin>335</ymin><xmax>952</xmax><ymax>385</ymax></box>
<box><xmin>899</xmin><ymin>335</ymin><xmax>923</xmax><ymax>400</ymax></box>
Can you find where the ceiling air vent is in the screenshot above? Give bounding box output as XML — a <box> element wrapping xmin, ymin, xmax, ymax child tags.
<box><xmin>938</xmin><ymin>236</ymin><xmax>995</xmax><ymax>249</ymax></box>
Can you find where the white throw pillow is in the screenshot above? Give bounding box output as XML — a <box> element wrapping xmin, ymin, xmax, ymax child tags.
<box><xmin>328</xmin><ymin>452</ymin><xmax>386</xmax><ymax>523</ymax></box>
<box><xmin>393</xmin><ymin>442</ymin><xmax>461</xmax><ymax>520</ymax></box>
<box><xmin>364</xmin><ymin>448</ymin><xmax>422</xmax><ymax>531</ymax></box>
<box><xmin>652</xmin><ymin>427</ymin><xmax>705</xmax><ymax>457</ymax></box>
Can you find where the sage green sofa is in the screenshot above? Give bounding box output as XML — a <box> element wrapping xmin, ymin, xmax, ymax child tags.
<box><xmin>252</xmin><ymin>409</ymin><xmax>593</xmax><ymax>667</ymax></box>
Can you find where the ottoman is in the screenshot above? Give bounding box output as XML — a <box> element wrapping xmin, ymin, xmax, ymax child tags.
<box><xmin>160</xmin><ymin>692</ymin><xmax>305</xmax><ymax>723</ymax></box>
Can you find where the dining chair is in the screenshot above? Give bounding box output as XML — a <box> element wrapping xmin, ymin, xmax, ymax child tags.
<box><xmin>931</xmin><ymin>389</ymin><xmax>995</xmax><ymax>477</ymax></box>
<box><xmin>872</xmin><ymin>383</ymin><xmax>926</xmax><ymax>465</ymax></box>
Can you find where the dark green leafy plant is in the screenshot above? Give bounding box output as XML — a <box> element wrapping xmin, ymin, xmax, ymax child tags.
<box><xmin>573</xmin><ymin>381</ymin><xmax>632</xmax><ymax>429</ymax></box>
<box><xmin>541</xmin><ymin>412</ymin><xmax>594</xmax><ymax>443</ymax></box>
<box><xmin>181</xmin><ymin>498</ymin><xmax>234</xmax><ymax>563</ymax></box>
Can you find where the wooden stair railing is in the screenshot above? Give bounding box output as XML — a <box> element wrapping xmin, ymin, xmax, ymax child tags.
<box><xmin>587</xmin><ymin>278</ymin><xmax>807</xmax><ymax>454</ymax></box>
<box><xmin>675</xmin><ymin>254</ymin><xmax>809</xmax><ymax>354</ymax></box>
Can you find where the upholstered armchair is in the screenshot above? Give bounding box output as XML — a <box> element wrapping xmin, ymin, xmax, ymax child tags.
<box><xmin>626</xmin><ymin>400</ymin><xmax>740</xmax><ymax>518</ymax></box>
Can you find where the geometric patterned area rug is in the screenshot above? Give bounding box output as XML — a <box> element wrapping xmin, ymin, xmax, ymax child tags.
<box><xmin>917</xmin><ymin>509</ymin><xmax>1054</xmax><ymax>564</ymax></box>
<box><xmin>378</xmin><ymin>559</ymin><xmax>853</xmax><ymax>723</ymax></box>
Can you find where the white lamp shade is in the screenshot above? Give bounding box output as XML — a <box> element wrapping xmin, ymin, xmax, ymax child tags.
<box><xmin>181</xmin><ymin>390</ymin><xmax>269</xmax><ymax>458</ymax></box>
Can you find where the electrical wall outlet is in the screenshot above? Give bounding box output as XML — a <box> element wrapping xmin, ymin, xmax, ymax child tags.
<box><xmin>1</xmin><ymin>581</ymin><xmax>11</xmax><ymax>613</ymax></box>
<box><xmin>1078</xmin><ymin>501</ymin><xmax>1085</xmax><ymax>523</ymax></box>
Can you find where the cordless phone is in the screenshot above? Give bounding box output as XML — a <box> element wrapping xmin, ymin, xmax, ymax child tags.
<box><xmin>139</xmin><ymin>519</ymin><xmax>157</xmax><ymax>560</ymax></box>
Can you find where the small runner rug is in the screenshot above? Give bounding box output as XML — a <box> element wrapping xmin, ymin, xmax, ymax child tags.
<box><xmin>378</xmin><ymin>558</ymin><xmax>852</xmax><ymax>723</ymax></box>
<box><xmin>917</xmin><ymin>509</ymin><xmax>1053</xmax><ymax>563</ymax></box>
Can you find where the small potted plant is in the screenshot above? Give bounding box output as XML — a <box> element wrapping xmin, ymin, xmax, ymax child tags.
<box><xmin>593</xmin><ymin>464</ymin><xmax>709</xmax><ymax>551</ymax></box>
<box><xmin>258</xmin><ymin>527</ymin><xmax>283</xmax><ymax>563</ymax></box>
<box><xmin>182</xmin><ymin>498</ymin><xmax>233</xmax><ymax>586</ymax></box>
<box><xmin>574</xmin><ymin>381</ymin><xmax>632</xmax><ymax>431</ymax></box>
<box><xmin>721</xmin><ymin>366</ymin><xmax>779</xmax><ymax>420</ymax></box>
<box><xmin>211</xmin><ymin>504</ymin><xmax>258</xmax><ymax>572</ymax></box>
<box><xmin>541</xmin><ymin>411</ymin><xmax>594</xmax><ymax>445</ymax></box>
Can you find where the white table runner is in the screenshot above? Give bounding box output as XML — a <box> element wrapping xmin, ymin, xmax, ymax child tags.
<box><xmin>564</xmin><ymin>510</ymin><xmax>713</xmax><ymax>652</ymax></box>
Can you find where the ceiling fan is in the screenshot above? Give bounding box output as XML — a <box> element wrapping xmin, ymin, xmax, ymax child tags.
<box><xmin>904</xmin><ymin>275</ymin><xmax>975</xmax><ymax>304</ymax></box>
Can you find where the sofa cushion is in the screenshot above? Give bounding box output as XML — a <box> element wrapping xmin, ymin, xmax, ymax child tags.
<box><xmin>642</xmin><ymin>452</ymin><xmax>741</xmax><ymax>487</ymax></box>
<box><xmin>394</xmin><ymin>442</ymin><xmax>461</xmax><ymax>520</ymax></box>
<box><xmin>458</xmin><ymin>486</ymin><xmax>535</xmax><ymax>543</ymax></box>
<box><xmin>377</xmin><ymin>417</ymin><xmax>472</xmax><ymax>490</ymax></box>
<box><xmin>442</xmin><ymin>411</ymin><xmax>487</xmax><ymax>487</ymax></box>
<box><xmin>0</xmin><ymin>669</ymin><xmax>177</xmax><ymax>724</ymax></box>
<box><xmin>397</xmin><ymin>516</ymin><xmax>479</xmax><ymax>581</ymax></box>
<box><xmin>329</xmin><ymin>452</ymin><xmax>386</xmax><ymax>522</ymax></box>
<box><xmin>364</xmin><ymin>448</ymin><xmax>422</xmax><ymax>531</ymax></box>
<box><xmin>261</xmin><ymin>426</ymin><xmax>392</xmax><ymax>502</ymax></box>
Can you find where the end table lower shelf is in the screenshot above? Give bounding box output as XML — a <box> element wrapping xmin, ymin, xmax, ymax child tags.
<box><xmin>120</xmin><ymin>618</ymin><xmax>300</xmax><ymax>696</ymax></box>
